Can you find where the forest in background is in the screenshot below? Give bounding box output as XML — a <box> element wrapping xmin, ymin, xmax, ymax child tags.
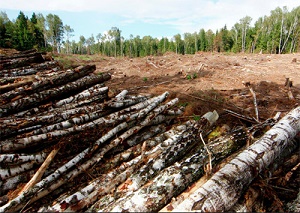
<box><xmin>0</xmin><ymin>5</ymin><xmax>299</xmax><ymax>57</ymax></box>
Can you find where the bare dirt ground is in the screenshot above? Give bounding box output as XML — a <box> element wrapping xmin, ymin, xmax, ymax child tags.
<box><xmin>91</xmin><ymin>52</ymin><xmax>300</xmax><ymax>123</ymax></box>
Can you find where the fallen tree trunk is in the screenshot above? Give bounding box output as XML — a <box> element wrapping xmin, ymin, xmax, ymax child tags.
<box><xmin>0</xmin><ymin>76</ymin><xmax>36</xmax><ymax>94</ymax></box>
<box><xmin>0</xmin><ymin>61</ymin><xmax>60</xmax><ymax>77</ymax></box>
<box><xmin>172</xmin><ymin>106</ymin><xmax>300</xmax><ymax>212</ymax></box>
<box><xmin>100</xmin><ymin>126</ymin><xmax>249</xmax><ymax>212</ymax></box>
<box><xmin>0</xmin><ymin>65</ymin><xmax>97</xmax><ymax>103</ymax></box>
<box><xmin>0</xmin><ymin>72</ymin><xmax>110</xmax><ymax>117</ymax></box>
<box><xmin>0</xmin><ymin>103</ymin><xmax>108</xmax><ymax>139</ymax></box>
<box><xmin>0</xmin><ymin>98</ymin><xmax>176</xmax><ymax>212</ymax></box>
<box><xmin>0</xmin><ymin>52</ymin><xmax>45</xmax><ymax>70</ymax></box>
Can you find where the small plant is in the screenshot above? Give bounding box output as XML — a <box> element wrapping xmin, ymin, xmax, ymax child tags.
<box><xmin>178</xmin><ymin>102</ymin><xmax>189</xmax><ymax>107</ymax></box>
<box><xmin>186</xmin><ymin>73</ymin><xmax>197</xmax><ymax>80</ymax></box>
<box><xmin>193</xmin><ymin>114</ymin><xmax>201</xmax><ymax>121</ymax></box>
<box><xmin>143</xmin><ymin>77</ymin><xmax>148</xmax><ymax>82</ymax></box>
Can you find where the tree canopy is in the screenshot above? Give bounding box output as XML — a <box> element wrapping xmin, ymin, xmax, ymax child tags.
<box><xmin>0</xmin><ymin>6</ymin><xmax>299</xmax><ymax>56</ymax></box>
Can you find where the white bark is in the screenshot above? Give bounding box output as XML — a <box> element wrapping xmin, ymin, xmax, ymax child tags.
<box><xmin>54</xmin><ymin>85</ymin><xmax>108</xmax><ymax>107</ymax></box>
<box><xmin>172</xmin><ymin>106</ymin><xmax>300</xmax><ymax>212</ymax></box>
<box><xmin>0</xmin><ymin>152</ymin><xmax>47</xmax><ymax>164</ymax></box>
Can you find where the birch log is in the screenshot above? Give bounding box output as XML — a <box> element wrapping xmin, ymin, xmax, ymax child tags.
<box><xmin>54</xmin><ymin>84</ymin><xmax>108</xmax><ymax>107</ymax></box>
<box><xmin>101</xmin><ymin>127</ymin><xmax>248</xmax><ymax>212</ymax></box>
<box><xmin>0</xmin><ymin>103</ymin><xmax>107</xmax><ymax>138</ymax></box>
<box><xmin>0</xmin><ymin>92</ymin><xmax>167</xmax><ymax>153</ymax></box>
<box><xmin>0</xmin><ymin>94</ymin><xmax>171</xmax><ymax>212</ymax></box>
<box><xmin>0</xmin><ymin>52</ymin><xmax>45</xmax><ymax>70</ymax></box>
<box><xmin>172</xmin><ymin>106</ymin><xmax>300</xmax><ymax>212</ymax></box>
<box><xmin>0</xmin><ymin>72</ymin><xmax>110</xmax><ymax>117</ymax></box>
<box><xmin>0</xmin><ymin>65</ymin><xmax>96</xmax><ymax>103</ymax></box>
<box><xmin>0</xmin><ymin>60</ymin><xmax>59</xmax><ymax>77</ymax></box>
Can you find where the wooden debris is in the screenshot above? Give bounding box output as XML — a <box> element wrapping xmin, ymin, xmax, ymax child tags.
<box><xmin>243</xmin><ymin>81</ymin><xmax>259</xmax><ymax>122</ymax></box>
<box><xmin>172</xmin><ymin>106</ymin><xmax>300</xmax><ymax>212</ymax></box>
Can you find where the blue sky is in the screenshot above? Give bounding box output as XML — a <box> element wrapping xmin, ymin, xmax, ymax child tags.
<box><xmin>1</xmin><ymin>0</ymin><xmax>299</xmax><ymax>42</ymax></box>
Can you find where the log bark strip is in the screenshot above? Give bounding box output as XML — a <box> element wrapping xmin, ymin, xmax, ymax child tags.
<box><xmin>0</xmin><ymin>72</ymin><xmax>110</xmax><ymax>117</ymax></box>
<box><xmin>172</xmin><ymin>106</ymin><xmax>300</xmax><ymax>212</ymax></box>
<box><xmin>101</xmin><ymin>127</ymin><xmax>249</xmax><ymax>212</ymax></box>
<box><xmin>0</xmin><ymin>92</ymin><xmax>167</xmax><ymax>152</ymax></box>
<box><xmin>0</xmin><ymin>65</ymin><xmax>97</xmax><ymax>103</ymax></box>
<box><xmin>0</xmin><ymin>61</ymin><xmax>59</xmax><ymax>77</ymax></box>
<box><xmin>0</xmin><ymin>52</ymin><xmax>45</xmax><ymax>70</ymax></box>
<box><xmin>54</xmin><ymin>84</ymin><xmax>108</xmax><ymax>107</ymax></box>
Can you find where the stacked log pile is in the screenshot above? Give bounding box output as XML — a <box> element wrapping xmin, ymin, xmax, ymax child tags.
<box><xmin>0</xmin><ymin>50</ymin><xmax>299</xmax><ymax>212</ymax></box>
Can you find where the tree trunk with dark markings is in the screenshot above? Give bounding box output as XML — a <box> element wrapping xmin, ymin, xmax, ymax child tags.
<box><xmin>172</xmin><ymin>106</ymin><xmax>300</xmax><ymax>212</ymax></box>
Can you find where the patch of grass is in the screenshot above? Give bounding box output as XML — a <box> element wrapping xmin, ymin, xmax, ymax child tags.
<box><xmin>193</xmin><ymin>114</ymin><xmax>201</xmax><ymax>121</ymax></box>
<box><xmin>186</xmin><ymin>73</ymin><xmax>198</xmax><ymax>80</ymax></box>
<box><xmin>78</xmin><ymin>55</ymin><xmax>93</xmax><ymax>61</ymax></box>
<box><xmin>54</xmin><ymin>55</ymin><xmax>80</xmax><ymax>69</ymax></box>
<box><xmin>178</xmin><ymin>102</ymin><xmax>189</xmax><ymax>107</ymax></box>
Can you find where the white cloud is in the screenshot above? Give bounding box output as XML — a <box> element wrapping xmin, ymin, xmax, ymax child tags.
<box><xmin>1</xmin><ymin>0</ymin><xmax>299</xmax><ymax>34</ymax></box>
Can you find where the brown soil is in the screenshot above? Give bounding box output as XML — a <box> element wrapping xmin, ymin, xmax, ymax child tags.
<box><xmin>90</xmin><ymin>52</ymin><xmax>300</xmax><ymax>124</ymax></box>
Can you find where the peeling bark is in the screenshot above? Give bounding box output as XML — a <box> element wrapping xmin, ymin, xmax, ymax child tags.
<box><xmin>0</xmin><ymin>72</ymin><xmax>110</xmax><ymax>117</ymax></box>
<box><xmin>172</xmin><ymin>106</ymin><xmax>300</xmax><ymax>212</ymax></box>
<box><xmin>0</xmin><ymin>60</ymin><xmax>59</xmax><ymax>77</ymax></box>
<box><xmin>0</xmin><ymin>52</ymin><xmax>45</xmax><ymax>70</ymax></box>
<box><xmin>54</xmin><ymin>84</ymin><xmax>108</xmax><ymax>107</ymax></box>
<box><xmin>101</xmin><ymin>127</ymin><xmax>248</xmax><ymax>212</ymax></box>
<box><xmin>0</xmin><ymin>65</ymin><xmax>96</xmax><ymax>103</ymax></box>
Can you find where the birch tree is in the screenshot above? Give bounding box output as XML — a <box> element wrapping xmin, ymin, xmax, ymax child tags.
<box><xmin>172</xmin><ymin>106</ymin><xmax>300</xmax><ymax>212</ymax></box>
<box><xmin>240</xmin><ymin>16</ymin><xmax>252</xmax><ymax>52</ymax></box>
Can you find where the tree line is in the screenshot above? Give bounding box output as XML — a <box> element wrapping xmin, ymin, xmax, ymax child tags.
<box><xmin>0</xmin><ymin>5</ymin><xmax>299</xmax><ymax>56</ymax></box>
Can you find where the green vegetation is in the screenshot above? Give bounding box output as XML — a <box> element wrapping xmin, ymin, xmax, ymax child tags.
<box><xmin>186</xmin><ymin>75</ymin><xmax>192</xmax><ymax>80</ymax></box>
<box><xmin>142</xmin><ymin>77</ymin><xmax>148</xmax><ymax>82</ymax></box>
<box><xmin>193</xmin><ymin>114</ymin><xmax>201</xmax><ymax>121</ymax></box>
<box><xmin>186</xmin><ymin>73</ymin><xmax>198</xmax><ymax>80</ymax></box>
<box><xmin>1</xmin><ymin>6</ymin><xmax>299</xmax><ymax>55</ymax></box>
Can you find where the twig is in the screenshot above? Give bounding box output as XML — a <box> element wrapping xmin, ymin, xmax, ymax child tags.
<box><xmin>182</xmin><ymin>93</ymin><xmax>244</xmax><ymax>112</ymax></box>
<box><xmin>285</xmin><ymin>162</ymin><xmax>300</xmax><ymax>182</ymax></box>
<box><xmin>148</xmin><ymin>61</ymin><xmax>159</xmax><ymax>69</ymax></box>
<box><xmin>285</xmin><ymin>78</ymin><xmax>295</xmax><ymax>100</ymax></box>
<box><xmin>243</xmin><ymin>82</ymin><xmax>259</xmax><ymax>122</ymax></box>
<box><xmin>224</xmin><ymin>109</ymin><xmax>258</xmax><ymax>124</ymax></box>
<box><xmin>133</xmin><ymin>64</ymin><xmax>141</xmax><ymax>71</ymax></box>
<box><xmin>199</xmin><ymin>133</ymin><xmax>212</xmax><ymax>176</ymax></box>
<box><xmin>18</xmin><ymin>146</ymin><xmax>60</xmax><ymax>196</ymax></box>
